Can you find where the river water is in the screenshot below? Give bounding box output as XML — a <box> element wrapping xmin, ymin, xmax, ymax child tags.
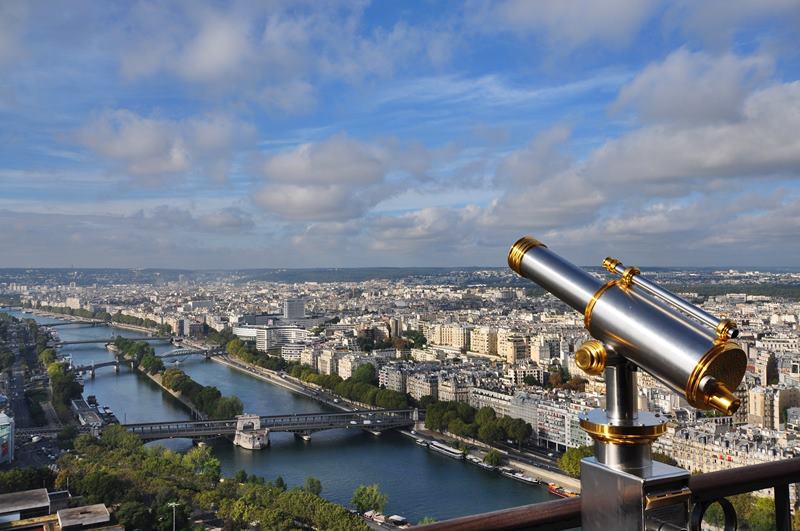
<box><xmin>10</xmin><ymin>310</ymin><xmax>555</xmax><ymax>522</ymax></box>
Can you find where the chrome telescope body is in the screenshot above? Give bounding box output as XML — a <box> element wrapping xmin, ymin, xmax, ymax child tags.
<box><xmin>508</xmin><ymin>237</ymin><xmax>746</xmax><ymax>416</ymax></box>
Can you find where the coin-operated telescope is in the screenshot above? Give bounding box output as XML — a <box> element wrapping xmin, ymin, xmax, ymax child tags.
<box><xmin>508</xmin><ymin>236</ymin><xmax>747</xmax><ymax>531</ymax></box>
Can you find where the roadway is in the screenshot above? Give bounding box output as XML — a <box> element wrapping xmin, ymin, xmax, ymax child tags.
<box><xmin>124</xmin><ymin>409</ymin><xmax>416</xmax><ymax>439</ymax></box>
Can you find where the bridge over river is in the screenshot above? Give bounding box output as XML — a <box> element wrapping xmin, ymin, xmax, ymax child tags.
<box><xmin>54</xmin><ymin>336</ymin><xmax>171</xmax><ymax>346</ymax></box>
<box><xmin>17</xmin><ymin>409</ymin><xmax>421</xmax><ymax>450</ymax></box>
<box><xmin>69</xmin><ymin>347</ymin><xmax>222</xmax><ymax>377</ymax></box>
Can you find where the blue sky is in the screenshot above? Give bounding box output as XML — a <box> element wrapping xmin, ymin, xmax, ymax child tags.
<box><xmin>1</xmin><ymin>0</ymin><xmax>799</xmax><ymax>268</ymax></box>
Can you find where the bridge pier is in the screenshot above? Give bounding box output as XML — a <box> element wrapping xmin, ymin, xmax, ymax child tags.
<box><xmin>233</xmin><ymin>415</ymin><xmax>270</xmax><ymax>450</ymax></box>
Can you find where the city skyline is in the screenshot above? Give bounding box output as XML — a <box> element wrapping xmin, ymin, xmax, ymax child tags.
<box><xmin>2</xmin><ymin>1</ymin><xmax>800</xmax><ymax>268</ymax></box>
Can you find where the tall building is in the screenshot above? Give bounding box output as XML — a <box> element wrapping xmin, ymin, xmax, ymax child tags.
<box><xmin>318</xmin><ymin>349</ymin><xmax>341</xmax><ymax>375</ymax></box>
<box><xmin>407</xmin><ymin>373</ymin><xmax>438</xmax><ymax>401</ymax></box>
<box><xmin>470</xmin><ymin>327</ymin><xmax>498</xmax><ymax>356</ymax></box>
<box><xmin>498</xmin><ymin>331</ymin><xmax>527</xmax><ymax>364</ymax></box>
<box><xmin>283</xmin><ymin>299</ymin><xmax>306</xmax><ymax>319</ymax></box>
<box><xmin>0</xmin><ymin>413</ymin><xmax>14</xmax><ymax>464</ymax></box>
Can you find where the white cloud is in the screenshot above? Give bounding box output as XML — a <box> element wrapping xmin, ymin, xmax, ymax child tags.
<box><xmin>263</xmin><ymin>134</ymin><xmax>385</xmax><ymax>185</ymax></box>
<box><xmin>612</xmin><ymin>49</ymin><xmax>773</xmax><ymax>125</ymax></box>
<box><xmin>255</xmin><ymin>134</ymin><xmax>439</xmax><ymax>222</ymax></box>
<box><xmin>0</xmin><ymin>2</ymin><xmax>27</xmax><ymax>67</ymax></box>
<box><xmin>467</xmin><ymin>0</ymin><xmax>659</xmax><ymax>50</ymax></box>
<box><xmin>591</xmin><ymin>81</ymin><xmax>800</xmax><ymax>188</ymax></box>
<box><xmin>177</xmin><ymin>15</ymin><xmax>253</xmax><ymax>82</ymax></box>
<box><xmin>76</xmin><ymin>110</ymin><xmax>253</xmax><ymax>184</ymax></box>
<box><xmin>76</xmin><ymin>110</ymin><xmax>190</xmax><ymax>176</ymax></box>
<box><xmin>116</xmin><ymin>3</ymin><xmax>452</xmax><ymax>113</ymax></box>
<box><xmin>665</xmin><ymin>0</ymin><xmax>800</xmax><ymax>48</ymax></box>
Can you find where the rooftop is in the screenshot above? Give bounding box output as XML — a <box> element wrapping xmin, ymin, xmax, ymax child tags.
<box><xmin>57</xmin><ymin>504</ymin><xmax>110</xmax><ymax>527</ymax></box>
<box><xmin>0</xmin><ymin>489</ymin><xmax>49</xmax><ymax>514</ymax></box>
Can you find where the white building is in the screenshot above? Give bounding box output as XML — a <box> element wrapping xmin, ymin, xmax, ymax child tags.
<box><xmin>0</xmin><ymin>413</ymin><xmax>14</xmax><ymax>464</ymax></box>
<box><xmin>283</xmin><ymin>299</ymin><xmax>306</xmax><ymax>319</ymax></box>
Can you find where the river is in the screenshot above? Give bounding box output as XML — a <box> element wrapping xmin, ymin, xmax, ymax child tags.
<box><xmin>9</xmin><ymin>310</ymin><xmax>556</xmax><ymax>523</ymax></box>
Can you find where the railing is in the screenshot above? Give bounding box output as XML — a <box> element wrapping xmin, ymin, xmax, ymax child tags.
<box><xmin>417</xmin><ymin>458</ymin><xmax>800</xmax><ymax>530</ymax></box>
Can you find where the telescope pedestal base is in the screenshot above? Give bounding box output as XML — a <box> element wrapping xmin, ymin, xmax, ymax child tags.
<box><xmin>580</xmin><ymin>457</ymin><xmax>690</xmax><ymax>531</ymax></box>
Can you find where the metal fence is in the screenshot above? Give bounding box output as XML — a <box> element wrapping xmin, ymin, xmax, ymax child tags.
<box><xmin>418</xmin><ymin>458</ymin><xmax>800</xmax><ymax>530</ymax></box>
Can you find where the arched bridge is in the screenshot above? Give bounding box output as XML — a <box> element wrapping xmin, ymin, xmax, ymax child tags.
<box><xmin>69</xmin><ymin>348</ymin><xmax>220</xmax><ymax>376</ymax></box>
<box><xmin>45</xmin><ymin>320</ymin><xmax>108</xmax><ymax>327</ymax></box>
<box><xmin>16</xmin><ymin>409</ymin><xmax>423</xmax><ymax>448</ymax></box>
<box><xmin>55</xmin><ymin>336</ymin><xmax>172</xmax><ymax>346</ymax></box>
<box><xmin>125</xmin><ymin>409</ymin><xmax>419</xmax><ymax>441</ymax></box>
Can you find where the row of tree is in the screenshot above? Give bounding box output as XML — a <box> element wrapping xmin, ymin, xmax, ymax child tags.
<box><xmin>51</xmin><ymin>426</ymin><xmax>374</xmax><ymax>530</ymax></box>
<box><xmin>113</xmin><ymin>337</ymin><xmax>242</xmax><ymax>419</ymax></box>
<box><xmin>288</xmin><ymin>362</ymin><xmax>411</xmax><ymax>409</ymax></box>
<box><xmin>113</xmin><ymin>337</ymin><xmax>165</xmax><ymax>374</ymax></box>
<box><xmin>161</xmin><ymin>367</ymin><xmax>243</xmax><ymax>419</ymax></box>
<box><xmin>225</xmin><ymin>339</ymin><xmax>413</xmax><ymax>409</ymax></box>
<box><xmin>424</xmin><ymin>401</ymin><xmax>532</xmax><ymax>448</ymax></box>
<box><xmin>30</xmin><ymin>303</ymin><xmax>173</xmax><ymax>335</ymax></box>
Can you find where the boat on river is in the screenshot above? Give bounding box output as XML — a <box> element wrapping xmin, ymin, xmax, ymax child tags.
<box><xmin>547</xmin><ymin>483</ymin><xmax>577</xmax><ymax>497</ymax></box>
<box><xmin>466</xmin><ymin>454</ymin><xmax>496</xmax><ymax>471</ymax></box>
<box><xmin>415</xmin><ymin>438</ymin><xmax>428</xmax><ymax>447</ymax></box>
<box><xmin>429</xmin><ymin>441</ymin><xmax>464</xmax><ymax>460</ymax></box>
<box><xmin>499</xmin><ymin>466</ymin><xmax>540</xmax><ymax>485</ymax></box>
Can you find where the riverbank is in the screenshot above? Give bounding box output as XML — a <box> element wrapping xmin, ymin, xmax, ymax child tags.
<box><xmin>10</xmin><ymin>309</ymin><xmax>559</xmax><ymax>524</ymax></box>
<box><xmin>210</xmin><ymin>355</ymin><xmax>353</xmax><ymax>412</ymax></box>
<box><xmin>138</xmin><ymin>368</ymin><xmax>208</xmax><ymax>420</ymax></box>
<box><xmin>27</xmin><ymin>308</ymin><xmax>164</xmax><ymax>336</ymax></box>
<box><xmin>209</xmin><ymin>353</ymin><xmax>580</xmax><ymax>493</ymax></box>
<box><xmin>401</xmin><ymin>429</ymin><xmax>580</xmax><ymax>492</ymax></box>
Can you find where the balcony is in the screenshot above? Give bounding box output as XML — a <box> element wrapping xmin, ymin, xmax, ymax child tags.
<box><xmin>418</xmin><ymin>458</ymin><xmax>800</xmax><ymax>530</ymax></box>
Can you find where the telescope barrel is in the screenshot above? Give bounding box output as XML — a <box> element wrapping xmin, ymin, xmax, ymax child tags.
<box><xmin>508</xmin><ymin>236</ymin><xmax>747</xmax><ymax>415</ymax></box>
<box><xmin>603</xmin><ymin>257</ymin><xmax>739</xmax><ymax>339</ymax></box>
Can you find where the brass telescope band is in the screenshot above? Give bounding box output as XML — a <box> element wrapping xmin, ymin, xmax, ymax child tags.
<box><xmin>507</xmin><ymin>236</ymin><xmax>747</xmax><ymax>449</ymax></box>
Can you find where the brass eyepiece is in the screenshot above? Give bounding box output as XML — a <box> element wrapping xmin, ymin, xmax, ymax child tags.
<box><xmin>575</xmin><ymin>340</ymin><xmax>607</xmax><ymax>376</ymax></box>
<box><xmin>619</xmin><ymin>266</ymin><xmax>640</xmax><ymax>289</ymax></box>
<box><xmin>705</xmin><ymin>381</ymin><xmax>741</xmax><ymax>416</ymax></box>
<box><xmin>686</xmin><ymin>341</ymin><xmax>747</xmax><ymax>415</ymax></box>
<box><xmin>603</xmin><ymin>257</ymin><xmax>622</xmax><ymax>274</ymax></box>
<box><xmin>507</xmin><ymin>236</ymin><xmax>546</xmax><ymax>274</ymax></box>
<box><xmin>715</xmin><ymin>318</ymin><xmax>739</xmax><ymax>340</ymax></box>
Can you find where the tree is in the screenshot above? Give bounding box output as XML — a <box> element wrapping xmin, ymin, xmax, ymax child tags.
<box><xmin>418</xmin><ymin>516</ymin><xmax>437</xmax><ymax>525</ymax></box>
<box><xmin>475</xmin><ymin>406</ymin><xmax>497</xmax><ymax>427</ymax></box>
<box><xmin>418</xmin><ymin>395</ymin><xmax>437</xmax><ymax>409</ymax></box>
<box><xmin>477</xmin><ymin>420</ymin><xmax>504</xmax><ymax>444</ymax></box>
<box><xmin>183</xmin><ymin>446</ymin><xmax>221</xmax><ymax>482</ymax></box>
<box><xmin>507</xmin><ymin>418</ymin><xmax>533</xmax><ymax>450</ymax></box>
<box><xmin>522</xmin><ymin>374</ymin><xmax>539</xmax><ymax>386</ymax></box>
<box><xmin>483</xmin><ymin>449</ymin><xmax>502</xmax><ymax>467</ymax></box>
<box><xmin>401</xmin><ymin>330</ymin><xmax>427</xmax><ymax>349</ymax></box>
<box><xmin>304</xmin><ymin>476</ymin><xmax>322</xmax><ymax>496</ymax></box>
<box><xmin>116</xmin><ymin>501</ymin><xmax>154</xmax><ymax>530</ymax></box>
<box><xmin>557</xmin><ymin>445</ymin><xmax>594</xmax><ymax>478</ymax></box>
<box><xmin>352</xmin><ymin>363</ymin><xmax>377</xmax><ymax>385</ymax></box>
<box><xmin>351</xmin><ymin>484</ymin><xmax>388</xmax><ymax>513</ymax></box>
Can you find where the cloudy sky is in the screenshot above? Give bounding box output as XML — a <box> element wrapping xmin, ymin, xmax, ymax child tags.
<box><xmin>1</xmin><ymin>1</ymin><xmax>799</xmax><ymax>268</ymax></box>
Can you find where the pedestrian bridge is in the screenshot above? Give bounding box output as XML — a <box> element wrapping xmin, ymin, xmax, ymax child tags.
<box><xmin>16</xmin><ymin>409</ymin><xmax>422</xmax><ymax>449</ymax></box>
<box><xmin>125</xmin><ymin>408</ymin><xmax>419</xmax><ymax>445</ymax></box>
<box><xmin>69</xmin><ymin>347</ymin><xmax>220</xmax><ymax>376</ymax></box>
<box><xmin>55</xmin><ymin>336</ymin><xmax>172</xmax><ymax>346</ymax></box>
<box><xmin>45</xmin><ymin>320</ymin><xmax>108</xmax><ymax>327</ymax></box>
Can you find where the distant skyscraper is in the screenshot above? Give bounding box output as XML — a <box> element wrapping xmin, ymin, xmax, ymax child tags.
<box><xmin>283</xmin><ymin>298</ymin><xmax>305</xmax><ymax>319</ymax></box>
